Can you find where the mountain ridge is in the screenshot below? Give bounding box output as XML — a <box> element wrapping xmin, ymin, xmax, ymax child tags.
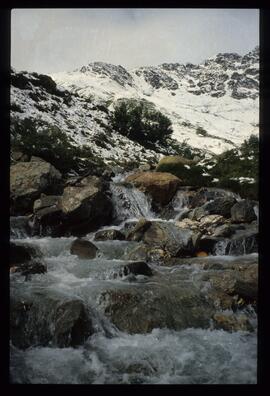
<box><xmin>10</xmin><ymin>47</ymin><xmax>259</xmax><ymax>168</ymax></box>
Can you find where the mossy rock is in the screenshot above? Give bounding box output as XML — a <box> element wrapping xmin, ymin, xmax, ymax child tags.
<box><xmin>156</xmin><ymin>156</ymin><xmax>211</xmax><ymax>187</ymax></box>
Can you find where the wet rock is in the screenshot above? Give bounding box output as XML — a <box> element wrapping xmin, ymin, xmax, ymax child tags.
<box><xmin>197</xmin><ymin>236</ymin><xmax>222</xmax><ymax>254</ymax></box>
<box><xmin>188</xmin><ymin>207</ymin><xmax>206</xmax><ymax>221</ymax></box>
<box><xmin>61</xmin><ymin>175</ymin><xmax>113</xmax><ymax>235</ymax></box>
<box><xmin>125</xmin><ymin>171</ymin><xmax>181</xmax><ymax>206</ymax></box>
<box><xmin>31</xmin><ymin>194</ymin><xmax>65</xmax><ymax>236</ymax></box>
<box><xmin>212</xmin><ymin>224</ymin><xmax>236</xmax><ymax>238</ymax></box>
<box><xmin>94</xmin><ymin>229</ymin><xmax>125</xmax><ymax>241</ymax></box>
<box><xmin>142</xmin><ymin>221</ymin><xmax>195</xmax><ymax>257</ymax></box>
<box><xmin>10</xmin><ymin>242</ymin><xmax>46</xmax><ymax>275</ymax></box>
<box><xmin>212</xmin><ymin>313</ymin><xmax>254</xmax><ymax>332</ymax></box>
<box><xmin>199</xmin><ymin>214</ymin><xmax>226</xmax><ymax>229</ymax></box>
<box><xmin>70</xmin><ymin>239</ymin><xmax>98</xmax><ymax>259</ymax></box>
<box><xmin>11</xmin><ymin>260</ymin><xmax>47</xmax><ymax>276</ymax></box>
<box><xmin>10</xmin><ymin>287</ymin><xmax>93</xmax><ymax>349</ymax></box>
<box><xmin>126</xmin><ymin>218</ymin><xmax>152</xmax><ymax>241</ymax></box>
<box><xmin>124</xmin><ymin>244</ymin><xmax>150</xmax><ymax>262</ymax></box>
<box><xmin>10</xmin><ymin>159</ymin><xmax>62</xmax><ymax>215</ymax></box>
<box><xmin>202</xmin><ymin>197</ymin><xmax>236</xmax><ymax>218</ymax></box>
<box><xmin>231</xmin><ymin>200</ymin><xmax>257</xmax><ymax>223</ymax></box>
<box><xmin>189</xmin><ymin>188</ymin><xmax>237</xmax><ymax>209</ymax></box>
<box><xmin>119</xmin><ymin>261</ymin><xmax>153</xmax><ymax>277</ymax></box>
<box><xmin>96</xmin><ymin>283</ymin><xmax>214</xmax><ymax>334</ymax></box>
<box><xmin>10</xmin><ymin>216</ymin><xmax>31</xmax><ymax>239</ymax></box>
<box><xmin>209</xmin><ymin>265</ymin><xmax>258</xmax><ymax>302</ymax></box>
<box><xmin>176</xmin><ymin>218</ymin><xmax>200</xmax><ymax>231</ymax></box>
<box><xmin>33</xmin><ymin>193</ymin><xmax>62</xmax><ymax>212</ymax></box>
<box><xmin>10</xmin><ymin>242</ymin><xmax>42</xmax><ymax>265</ymax></box>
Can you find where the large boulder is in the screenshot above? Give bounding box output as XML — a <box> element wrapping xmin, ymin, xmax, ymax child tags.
<box><xmin>142</xmin><ymin>221</ymin><xmax>195</xmax><ymax>257</ymax></box>
<box><xmin>96</xmin><ymin>283</ymin><xmax>214</xmax><ymax>334</ymax></box>
<box><xmin>231</xmin><ymin>200</ymin><xmax>257</xmax><ymax>223</ymax></box>
<box><xmin>189</xmin><ymin>188</ymin><xmax>238</xmax><ymax>209</ymax></box>
<box><xmin>70</xmin><ymin>239</ymin><xmax>99</xmax><ymax>259</ymax></box>
<box><xmin>10</xmin><ymin>158</ymin><xmax>62</xmax><ymax>215</ymax></box>
<box><xmin>202</xmin><ymin>197</ymin><xmax>236</xmax><ymax>218</ymax></box>
<box><xmin>209</xmin><ymin>265</ymin><xmax>258</xmax><ymax>303</ymax></box>
<box><xmin>31</xmin><ymin>194</ymin><xmax>65</xmax><ymax>236</ymax></box>
<box><xmin>125</xmin><ymin>171</ymin><xmax>181</xmax><ymax>206</ymax></box>
<box><xmin>155</xmin><ymin>155</ymin><xmax>206</xmax><ymax>186</ymax></box>
<box><xmin>10</xmin><ymin>286</ymin><xmax>93</xmax><ymax>349</ymax></box>
<box><xmin>10</xmin><ymin>242</ymin><xmax>46</xmax><ymax>275</ymax></box>
<box><xmin>60</xmin><ymin>175</ymin><xmax>113</xmax><ymax>235</ymax></box>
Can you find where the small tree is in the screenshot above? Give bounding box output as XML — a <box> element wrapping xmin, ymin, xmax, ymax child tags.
<box><xmin>110</xmin><ymin>100</ymin><xmax>173</xmax><ymax>144</ymax></box>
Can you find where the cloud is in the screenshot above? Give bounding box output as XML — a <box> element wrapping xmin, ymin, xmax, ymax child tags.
<box><xmin>11</xmin><ymin>8</ymin><xmax>259</xmax><ymax>73</ymax></box>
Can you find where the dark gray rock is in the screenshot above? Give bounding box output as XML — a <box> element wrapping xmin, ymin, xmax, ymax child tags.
<box><xmin>202</xmin><ymin>197</ymin><xmax>236</xmax><ymax>218</ymax></box>
<box><xmin>94</xmin><ymin>229</ymin><xmax>125</xmax><ymax>241</ymax></box>
<box><xmin>10</xmin><ymin>286</ymin><xmax>93</xmax><ymax>349</ymax></box>
<box><xmin>119</xmin><ymin>261</ymin><xmax>153</xmax><ymax>277</ymax></box>
<box><xmin>10</xmin><ymin>242</ymin><xmax>42</xmax><ymax>265</ymax></box>
<box><xmin>231</xmin><ymin>200</ymin><xmax>257</xmax><ymax>223</ymax></box>
<box><xmin>70</xmin><ymin>239</ymin><xmax>99</xmax><ymax>259</ymax></box>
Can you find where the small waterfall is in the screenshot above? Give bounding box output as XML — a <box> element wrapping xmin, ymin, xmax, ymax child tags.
<box><xmin>110</xmin><ymin>182</ymin><xmax>155</xmax><ymax>223</ymax></box>
<box><xmin>253</xmin><ymin>205</ymin><xmax>259</xmax><ymax>222</ymax></box>
<box><xmin>213</xmin><ymin>239</ymin><xmax>230</xmax><ymax>255</ymax></box>
<box><xmin>10</xmin><ymin>216</ymin><xmax>31</xmax><ymax>239</ymax></box>
<box><xmin>172</xmin><ymin>189</ymin><xmax>190</xmax><ymax>221</ymax></box>
<box><xmin>213</xmin><ymin>235</ymin><xmax>257</xmax><ymax>256</ymax></box>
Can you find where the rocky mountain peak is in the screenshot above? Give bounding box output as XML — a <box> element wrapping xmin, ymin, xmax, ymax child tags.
<box><xmin>77</xmin><ymin>61</ymin><xmax>134</xmax><ymax>87</ymax></box>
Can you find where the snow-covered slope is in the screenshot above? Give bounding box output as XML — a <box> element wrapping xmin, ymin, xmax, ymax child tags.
<box><xmin>10</xmin><ymin>70</ymin><xmax>160</xmax><ymax>165</ymax></box>
<box><xmin>51</xmin><ymin>47</ymin><xmax>259</xmax><ymax>155</ymax></box>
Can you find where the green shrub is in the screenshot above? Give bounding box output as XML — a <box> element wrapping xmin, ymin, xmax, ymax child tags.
<box><xmin>110</xmin><ymin>100</ymin><xmax>173</xmax><ymax>144</ymax></box>
<box><xmin>11</xmin><ymin>117</ymin><xmax>105</xmax><ymax>174</ymax></box>
<box><xmin>156</xmin><ymin>157</ymin><xmax>212</xmax><ymax>187</ymax></box>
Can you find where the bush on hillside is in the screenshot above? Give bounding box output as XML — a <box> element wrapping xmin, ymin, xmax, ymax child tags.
<box><xmin>110</xmin><ymin>100</ymin><xmax>173</xmax><ymax>144</ymax></box>
<box><xmin>11</xmin><ymin>117</ymin><xmax>105</xmax><ymax>174</ymax></box>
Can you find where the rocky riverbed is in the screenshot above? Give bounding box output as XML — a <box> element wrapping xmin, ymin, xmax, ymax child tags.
<box><xmin>10</xmin><ymin>156</ymin><xmax>258</xmax><ymax>384</ymax></box>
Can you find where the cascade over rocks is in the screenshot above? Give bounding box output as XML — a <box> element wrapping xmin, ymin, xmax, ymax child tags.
<box><xmin>10</xmin><ymin>158</ymin><xmax>62</xmax><ymax>215</ymax></box>
<box><xmin>125</xmin><ymin>171</ymin><xmax>181</xmax><ymax>206</ymax></box>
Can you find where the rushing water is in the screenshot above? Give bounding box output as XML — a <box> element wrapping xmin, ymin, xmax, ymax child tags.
<box><xmin>10</xmin><ymin>182</ymin><xmax>258</xmax><ymax>384</ymax></box>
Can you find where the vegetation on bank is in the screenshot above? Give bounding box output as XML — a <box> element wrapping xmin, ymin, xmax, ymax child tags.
<box><xmin>11</xmin><ymin>117</ymin><xmax>106</xmax><ymax>174</ymax></box>
<box><xmin>155</xmin><ymin>134</ymin><xmax>259</xmax><ymax>199</ymax></box>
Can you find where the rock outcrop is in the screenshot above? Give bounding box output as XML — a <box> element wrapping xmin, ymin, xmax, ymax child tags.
<box><xmin>10</xmin><ymin>158</ymin><xmax>62</xmax><ymax>215</ymax></box>
<box><xmin>61</xmin><ymin>175</ymin><xmax>113</xmax><ymax>235</ymax></box>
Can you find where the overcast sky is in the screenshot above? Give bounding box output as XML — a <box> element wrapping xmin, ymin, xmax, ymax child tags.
<box><xmin>11</xmin><ymin>8</ymin><xmax>259</xmax><ymax>74</ymax></box>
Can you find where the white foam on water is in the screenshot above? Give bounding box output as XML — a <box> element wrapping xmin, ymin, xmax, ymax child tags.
<box><xmin>10</xmin><ymin>327</ymin><xmax>257</xmax><ymax>384</ymax></box>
